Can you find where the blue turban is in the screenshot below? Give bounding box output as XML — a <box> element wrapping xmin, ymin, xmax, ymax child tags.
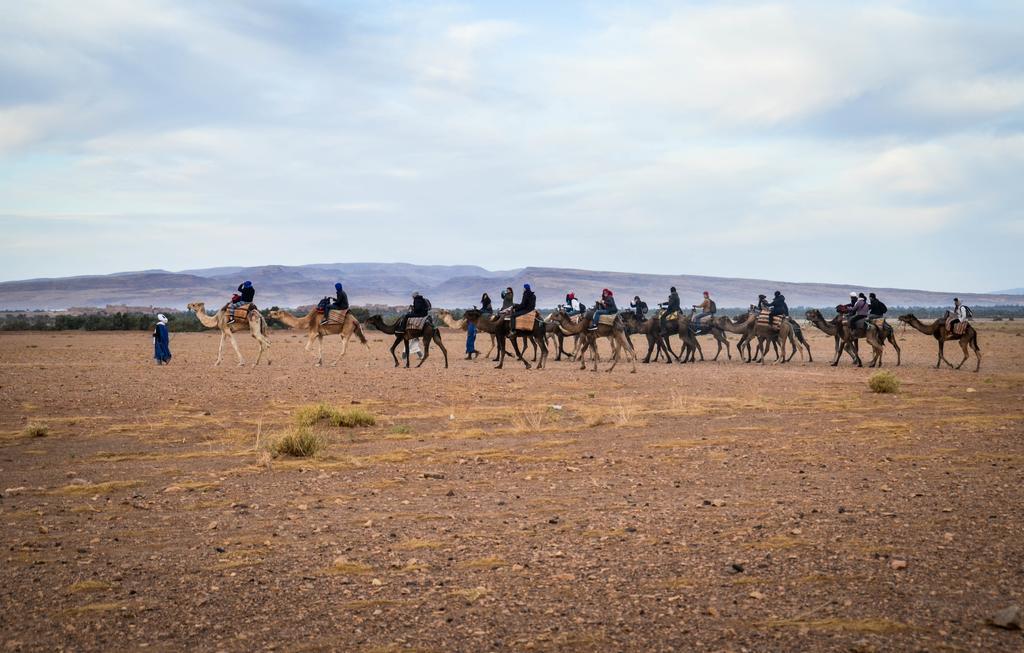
<box><xmin>335</xmin><ymin>282</ymin><xmax>343</xmax><ymax>291</ymax></box>
<box><xmin>524</xmin><ymin>283</ymin><xmax>531</xmax><ymax>291</ymax></box>
<box><xmin>243</xmin><ymin>280</ymin><xmax>252</xmax><ymax>288</ymax></box>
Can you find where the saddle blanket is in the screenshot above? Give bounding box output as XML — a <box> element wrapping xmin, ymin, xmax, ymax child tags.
<box><xmin>514</xmin><ymin>310</ymin><xmax>539</xmax><ymax>331</ymax></box>
<box><xmin>598</xmin><ymin>314</ymin><xmax>617</xmax><ymax>327</ymax></box>
<box><xmin>320</xmin><ymin>309</ymin><xmax>348</xmax><ymax>325</ymax></box>
<box><xmin>227</xmin><ymin>303</ymin><xmax>255</xmax><ymax>321</ymax></box>
<box><xmin>756</xmin><ymin>310</ymin><xmax>785</xmax><ymax>328</ymax></box>
<box><xmin>405</xmin><ymin>316</ymin><xmax>430</xmax><ymax>331</ymax></box>
<box><xmin>946</xmin><ymin>319</ymin><xmax>969</xmax><ymax>336</ymax></box>
<box><xmin>870</xmin><ymin>318</ymin><xmax>886</xmax><ymax>330</ymax></box>
<box><xmin>659</xmin><ymin>310</ymin><xmax>679</xmax><ymax>321</ymax></box>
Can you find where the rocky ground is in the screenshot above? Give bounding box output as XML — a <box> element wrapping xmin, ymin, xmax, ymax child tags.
<box><xmin>1</xmin><ymin>322</ymin><xmax>1022</xmax><ymax>652</ymax></box>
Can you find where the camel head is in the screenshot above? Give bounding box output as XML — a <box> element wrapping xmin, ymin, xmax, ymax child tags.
<box><xmin>897</xmin><ymin>314</ymin><xmax>916</xmax><ymax>324</ymax></box>
<box><xmin>187</xmin><ymin>302</ymin><xmax>205</xmax><ymax>313</ymax></box>
<box><xmin>268</xmin><ymin>309</ymin><xmax>284</xmax><ymax>320</ymax></box>
<box><xmin>804</xmin><ymin>309</ymin><xmax>822</xmax><ymax>321</ymax></box>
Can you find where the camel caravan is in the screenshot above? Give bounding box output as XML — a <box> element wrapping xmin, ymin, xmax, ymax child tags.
<box><xmin>186</xmin><ymin>280</ymin><xmax>983</xmax><ymax>372</ymax></box>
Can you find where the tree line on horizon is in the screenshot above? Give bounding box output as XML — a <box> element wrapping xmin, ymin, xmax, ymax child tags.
<box><xmin>0</xmin><ymin>304</ymin><xmax>1021</xmax><ymax>332</ymax></box>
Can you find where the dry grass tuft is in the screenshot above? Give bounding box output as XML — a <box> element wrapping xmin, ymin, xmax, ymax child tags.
<box><xmin>270</xmin><ymin>428</ymin><xmax>325</xmax><ymax>458</ymax></box>
<box><xmin>23</xmin><ymin>423</ymin><xmax>50</xmax><ymax>438</ymax></box>
<box><xmin>294</xmin><ymin>403</ymin><xmax>376</xmax><ymax>428</ymax></box>
<box><xmin>868</xmin><ymin>371</ymin><xmax>900</xmax><ymax>394</ymax></box>
<box><xmin>458</xmin><ymin>556</ymin><xmax>507</xmax><ymax>570</ymax></box>
<box><xmin>452</xmin><ymin>586</ymin><xmax>490</xmax><ymax>603</ymax></box>
<box><xmin>51</xmin><ymin>480</ymin><xmax>142</xmax><ymax>496</ymax></box>
<box><xmin>393</xmin><ymin>538</ymin><xmax>442</xmax><ymax>551</ymax></box>
<box><xmin>65</xmin><ymin>602</ymin><xmax>126</xmax><ymax>615</ymax></box>
<box><xmin>511</xmin><ymin>407</ymin><xmax>546</xmax><ymax>433</ymax></box>
<box><xmin>327</xmin><ymin>558</ymin><xmax>374</xmax><ymax>575</ymax></box>
<box><xmin>756</xmin><ymin>617</ymin><xmax>907</xmax><ymax>633</ymax></box>
<box><xmin>67</xmin><ymin>580</ymin><xmax>111</xmax><ymax>594</ymax></box>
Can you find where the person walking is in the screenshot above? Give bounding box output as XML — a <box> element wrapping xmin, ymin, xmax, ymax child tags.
<box><xmin>465</xmin><ymin>320</ymin><xmax>478</xmax><ymax>360</ymax></box>
<box><xmin>153</xmin><ymin>314</ymin><xmax>171</xmax><ymax>365</ymax></box>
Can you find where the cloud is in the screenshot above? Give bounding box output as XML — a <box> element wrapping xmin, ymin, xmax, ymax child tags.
<box><xmin>0</xmin><ymin>1</ymin><xmax>1022</xmax><ymax>291</ymax></box>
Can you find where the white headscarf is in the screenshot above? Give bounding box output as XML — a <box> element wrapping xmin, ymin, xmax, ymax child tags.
<box><xmin>157</xmin><ymin>314</ymin><xmax>168</xmax><ymax>325</ymax></box>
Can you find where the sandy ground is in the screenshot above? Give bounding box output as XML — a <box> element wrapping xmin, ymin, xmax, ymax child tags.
<box><xmin>0</xmin><ymin>320</ymin><xmax>1022</xmax><ymax>652</ymax></box>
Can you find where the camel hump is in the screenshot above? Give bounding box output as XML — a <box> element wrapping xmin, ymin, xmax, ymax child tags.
<box><xmin>324</xmin><ymin>309</ymin><xmax>349</xmax><ymax>325</ymax></box>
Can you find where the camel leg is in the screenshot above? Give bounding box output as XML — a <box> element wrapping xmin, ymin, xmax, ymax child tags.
<box><xmin>888</xmin><ymin>331</ymin><xmax>901</xmax><ymax>366</ymax></box>
<box><xmin>538</xmin><ymin>331</ymin><xmax>548</xmax><ymax>369</ymax></box>
<box><xmin>228</xmin><ymin>332</ymin><xmax>245</xmax><ymax>366</ymax></box>
<box><xmin>389</xmin><ymin>337</ymin><xmax>401</xmax><ymax>367</ymax></box>
<box><xmin>937</xmin><ymin>340</ymin><xmax>954</xmax><ymax>369</ymax></box>
<box><xmin>215</xmin><ymin>331</ymin><xmax>226</xmax><ymax>366</ymax></box>
<box><xmin>623</xmin><ymin>333</ymin><xmax>637</xmax><ymax>373</ymax></box>
<box><xmin>606</xmin><ymin>336</ymin><xmax>619</xmax><ymax>372</ymax></box>
<box><xmin>955</xmin><ymin>338</ymin><xmax>969</xmax><ymax>370</ymax></box>
<box><xmin>416</xmin><ymin>335</ymin><xmax>430</xmax><ymax>368</ymax></box>
<box><xmin>316</xmin><ymin>335</ymin><xmax>324</xmax><ymax>367</ymax></box>
<box><xmin>971</xmin><ymin>333</ymin><xmax>982</xmax><ymax>372</ymax></box>
<box><xmin>510</xmin><ymin>334</ymin><xmax>531</xmax><ymax>369</ymax></box>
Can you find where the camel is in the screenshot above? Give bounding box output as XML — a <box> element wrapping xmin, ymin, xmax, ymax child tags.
<box><xmin>620</xmin><ymin>312</ymin><xmax>675</xmax><ymax>363</ymax></box>
<box><xmin>804</xmin><ymin>309</ymin><xmax>896</xmax><ymax>368</ymax></box>
<box><xmin>187</xmin><ymin>301</ymin><xmax>271</xmax><ymax>366</ymax></box>
<box><xmin>679</xmin><ymin>309</ymin><xmax>732</xmax><ymax>362</ymax></box>
<box><xmin>898</xmin><ymin>314</ymin><xmax>981</xmax><ymax>372</ymax></box>
<box><xmin>366</xmin><ymin>315</ymin><xmax>448</xmax><ymax>368</ymax></box>
<box><xmin>463</xmin><ymin>309</ymin><xmax>548</xmax><ymax>370</ymax></box>
<box><xmin>269</xmin><ymin>308</ymin><xmax>370</xmax><ymax>367</ymax></box>
<box><xmin>721</xmin><ymin>309</ymin><xmax>795</xmax><ymax>364</ymax></box>
<box><xmin>549</xmin><ymin>309</ymin><xmax>637</xmax><ymax>373</ymax></box>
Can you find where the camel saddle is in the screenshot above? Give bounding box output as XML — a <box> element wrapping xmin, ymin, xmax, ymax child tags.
<box><xmin>322</xmin><ymin>309</ymin><xmax>348</xmax><ymax>325</ymax></box>
<box><xmin>946</xmin><ymin>318</ymin><xmax>969</xmax><ymax>336</ymax></box>
<box><xmin>597</xmin><ymin>314</ymin><xmax>618</xmax><ymax>327</ymax></box>
<box><xmin>870</xmin><ymin>318</ymin><xmax>886</xmax><ymax>330</ymax></box>
<box><xmin>514</xmin><ymin>310</ymin><xmax>539</xmax><ymax>331</ymax></box>
<box><xmin>756</xmin><ymin>310</ymin><xmax>785</xmax><ymax>329</ymax></box>
<box><xmin>405</xmin><ymin>316</ymin><xmax>430</xmax><ymax>332</ymax></box>
<box><xmin>227</xmin><ymin>303</ymin><xmax>255</xmax><ymax>321</ymax></box>
<box><xmin>660</xmin><ymin>310</ymin><xmax>679</xmax><ymax>321</ymax></box>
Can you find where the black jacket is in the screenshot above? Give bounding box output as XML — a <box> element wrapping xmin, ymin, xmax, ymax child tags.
<box><xmin>515</xmin><ymin>289</ymin><xmax>536</xmax><ymax>313</ymax></box>
<box><xmin>411</xmin><ymin>295</ymin><xmax>430</xmax><ymax>317</ymax></box>
<box><xmin>600</xmin><ymin>296</ymin><xmax>618</xmax><ymax>312</ymax></box>
<box><xmin>868</xmin><ymin>298</ymin><xmax>886</xmax><ymax>315</ymax></box>
<box><xmin>665</xmin><ymin>291</ymin><xmax>680</xmax><ymax>313</ymax></box>
<box><xmin>769</xmin><ymin>294</ymin><xmax>788</xmax><ymax>316</ymax></box>
<box><xmin>237</xmin><ymin>284</ymin><xmax>255</xmax><ymax>303</ymax></box>
<box><xmin>500</xmin><ymin>290</ymin><xmax>514</xmax><ymax>310</ymax></box>
<box><xmin>480</xmin><ymin>296</ymin><xmax>493</xmax><ymax>313</ymax></box>
<box><xmin>333</xmin><ymin>290</ymin><xmax>349</xmax><ymax>310</ymax></box>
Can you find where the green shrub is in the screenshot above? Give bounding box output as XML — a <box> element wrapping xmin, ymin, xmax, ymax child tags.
<box><xmin>271</xmin><ymin>428</ymin><xmax>325</xmax><ymax>458</ymax></box>
<box><xmin>868</xmin><ymin>371</ymin><xmax>900</xmax><ymax>394</ymax></box>
<box><xmin>23</xmin><ymin>423</ymin><xmax>50</xmax><ymax>438</ymax></box>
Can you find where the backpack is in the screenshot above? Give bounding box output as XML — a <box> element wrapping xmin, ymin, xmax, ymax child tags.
<box><xmin>963</xmin><ymin>305</ymin><xmax>973</xmax><ymax>319</ymax></box>
<box><xmin>425</xmin><ymin>298</ymin><xmax>433</xmax><ymax>311</ymax></box>
<box><xmin>876</xmin><ymin>300</ymin><xmax>887</xmax><ymax>315</ymax></box>
<box><xmin>708</xmin><ymin>299</ymin><xmax>717</xmax><ymax>314</ymax></box>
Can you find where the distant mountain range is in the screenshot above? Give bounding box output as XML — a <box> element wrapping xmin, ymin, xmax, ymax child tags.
<box><xmin>0</xmin><ymin>262</ymin><xmax>1020</xmax><ymax>310</ymax></box>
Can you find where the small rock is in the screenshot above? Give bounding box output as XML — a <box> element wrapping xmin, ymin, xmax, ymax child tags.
<box><xmin>207</xmin><ymin>521</ymin><xmax>219</xmax><ymax>531</ymax></box>
<box><xmin>965</xmin><ymin>387</ymin><xmax>977</xmax><ymax>393</ymax></box>
<box><xmin>749</xmin><ymin>591</ymin><xmax>765</xmax><ymax>600</ymax></box>
<box><xmin>729</xmin><ymin>563</ymin><xmax>745</xmax><ymax>574</ymax></box>
<box><xmin>69</xmin><ymin>478</ymin><xmax>91</xmax><ymax>486</ymax></box>
<box><xmin>890</xmin><ymin>559</ymin><xmax>907</xmax><ymax>570</ymax></box>
<box><xmin>943</xmin><ymin>532</ymin><xmax>954</xmax><ymax>542</ymax></box>
<box><xmin>989</xmin><ymin>605</ymin><xmax>1021</xmax><ymax>630</ymax></box>
<box><xmin>423</xmin><ymin>472</ymin><xmax>445</xmax><ymax>480</ymax></box>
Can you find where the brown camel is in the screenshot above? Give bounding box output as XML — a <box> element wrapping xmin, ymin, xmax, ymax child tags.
<box><xmin>804</xmin><ymin>309</ymin><xmax>895</xmax><ymax>368</ymax></box>
<box><xmin>187</xmin><ymin>301</ymin><xmax>271</xmax><ymax>367</ymax></box>
<box><xmin>740</xmin><ymin>309</ymin><xmax>795</xmax><ymax>364</ymax></box>
<box><xmin>679</xmin><ymin>309</ymin><xmax>732</xmax><ymax>362</ymax></box>
<box><xmin>898</xmin><ymin>313</ymin><xmax>981</xmax><ymax>372</ymax></box>
<box><xmin>712</xmin><ymin>314</ymin><xmax>757</xmax><ymax>362</ymax></box>
<box><xmin>463</xmin><ymin>309</ymin><xmax>548</xmax><ymax>370</ymax></box>
<box><xmin>269</xmin><ymin>308</ymin><xmax>370</xmax><ymax>367</ymax></box>
<box><xmin>549</xmin><ymin>309</ymin><xmax>637</xmax><ymax>373</ymax></box>
<box><xmin>366</xmin><ymin>315</ymin><xmax>448</xmax><ymax>368</ymax></box>
<box><xmin>620</xmin><ymin>312</ymin><xmax>675</xmax><ymax>363</ymax></box>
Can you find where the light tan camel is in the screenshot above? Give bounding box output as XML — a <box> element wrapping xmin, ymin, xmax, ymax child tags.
<box><xmin>187</xmin><ymin>301</ymin><xmax>271</xmax><ymax>366</ymax></box>
<box><xmin>548</xmin><ymin>309</ymin><xmax>637</xmax><ymax>373</ymax></box>
<box><xmin>269</xmin><ymin>309</ymin><xmax>370</xmax><ymax>367</ymax></box>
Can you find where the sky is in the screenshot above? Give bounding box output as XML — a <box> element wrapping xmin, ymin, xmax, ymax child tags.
<box><xmin>1</xmin><ymin>0</ymin><xmax>1023</xmax><ymax>292</ymax></box>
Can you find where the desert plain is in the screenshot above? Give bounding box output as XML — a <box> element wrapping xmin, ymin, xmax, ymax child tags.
<box><xmin>1</xmin><ymin>322</ymin><xmax>1022</xmax><ymax>652</ymax></box>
